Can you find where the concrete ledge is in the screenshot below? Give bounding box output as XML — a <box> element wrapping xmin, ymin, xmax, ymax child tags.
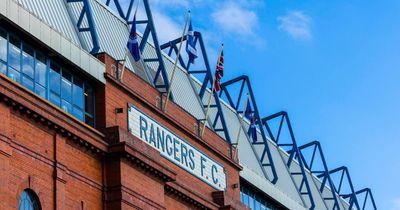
<box><xmin>240</xmin><ymin>164</ymin><xmax>308</xmax><ymax>210</ymax></box>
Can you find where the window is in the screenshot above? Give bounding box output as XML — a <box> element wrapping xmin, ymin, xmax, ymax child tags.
<box><xmin>73</xmin><ymin>78</ymin><xmax>84</xmax><ymax>121</ymax></box>
<box><xmin>0</xmin><ymin>29</ymin><xmax>7</xmax><ymax>62</ymax></box>
<box><xmin>50</xmin><ymin>62</ymin><xmax>61</xmax><ymax>94</ymax></box>
<box><xmin>240</xmin><ymin>182</ymin><xmax>284</xmax><ymax>210</ymax></box>
<box><xmin>0</xmin><ymin>61</ymin><xmax>6</xmax><ymax>75</ymax></box>
<box><xmin>22</xmin><ymin>43</ymin><xmax>34</xmax><ymax>78</ymax></box>
<box><xmin>35</xmin><ymin>51</ymin><xmax>47</xmax><ymax>98</ymax></box>
<box><xmin>0</xmin><ymin>27</ymin><xmax>96</xmax><ymax>127</ymax></box>
<box><xmin>8</xmin><ymin>66</ymin><xmax>20</xmax><ymax>82</ymax></box>
<box><xmin>84</xmin><ymin>84</ymin><xmax>95</xmax><ymax>126</ymax></box>
<box><xmin>9</xmin><ymin>35</ymin><xmax>21</xmax><ymax>71</ymax></box>
<box><xmin>35</xmin><ymin>51</ymin><xmax>46</xmax><ymax>86</ymax></box>
<box><xmin>18</xmin><ymin>189</ymin><xmax>41</xmax><ymax>210</ymax></box>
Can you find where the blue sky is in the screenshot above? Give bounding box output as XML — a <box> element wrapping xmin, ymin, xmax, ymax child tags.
<box><xmin>117</xmin><ymin>0</ymin><xmax>400</xmax><ymax>209</ymax></box>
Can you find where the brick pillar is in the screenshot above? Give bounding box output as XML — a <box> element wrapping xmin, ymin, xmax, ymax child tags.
<box><xmin>54</xmin><ymin>134</ymin><xmax>67</xmax><ymax>210</ymax></box>
<box><xmin>0</xmin><ymin>102</ymin><xmax>12</xmax><ymax>210</ymax></box>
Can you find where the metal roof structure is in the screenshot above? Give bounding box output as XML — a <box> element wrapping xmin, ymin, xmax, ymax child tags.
<box><xmin>2</xmin><ymin>0</ymin><xmax>377</xmax><ymax>209</ymax></box>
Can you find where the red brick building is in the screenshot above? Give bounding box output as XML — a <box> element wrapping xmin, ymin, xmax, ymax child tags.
<box><xmin>0</xmin><ymin>0</ymin><xmax>375</xmax><ymax>210</ymax></box>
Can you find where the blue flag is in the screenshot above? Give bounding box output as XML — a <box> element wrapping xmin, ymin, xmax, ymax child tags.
<box><xmin>186</xmin><ymin>21</ymin><xmax>197</xmax><ymax>64</ymax></box>
<box><xmin>127</xmin><ymin>16</ymin><xmax>140</xmax><ymax>62</ymax></box>
<box><xmin>245</xmin><ymin>102</ymin><xmax>257</xmax><ymax>142</ymax></box>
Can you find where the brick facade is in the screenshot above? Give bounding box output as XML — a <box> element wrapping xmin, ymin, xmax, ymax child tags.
<box><xmin>0</xmin><ymin>52</ymin><xmax>248</xmax><ymax>210</ymax></box>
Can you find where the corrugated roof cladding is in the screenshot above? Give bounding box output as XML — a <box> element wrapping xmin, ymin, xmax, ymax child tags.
<box><xmin>17</xmin><ymin>0</ymin><xmax>81</xmax><ymax>46</ymax></box>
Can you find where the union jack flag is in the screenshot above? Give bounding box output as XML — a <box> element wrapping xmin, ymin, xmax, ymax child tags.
<box><xmin>213</xmin><ymin>50</ymin><xmax>224</xmax><ymax>93</ymax></box>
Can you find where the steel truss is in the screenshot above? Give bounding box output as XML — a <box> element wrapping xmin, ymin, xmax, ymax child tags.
<box><xmin>104</xmin><ymin>0</ymin><xmax>173</xmax><ymax>99</ymax></box>
<box><xmin>326</xmin><ymin>167</ymin><xmax>359</xmax><ymax>209</ymax></box>
<box><xmin>95</xmin><ymin>2</ymin><xmax>377</xmax><ymax>209</ymax></box>
<box><xmin>262</xmin><ymin>111</ymin><xmax>315</xmax><ymax>210</ymax></box>
<box><xmin>159</xmin><ymin>32</ymin><xmax>231</xmax><ymax>143</ymax></box>
<box><xmin>218</xmin><ymin>75</ymin><xmax>278</xmax><ymax>183</ymax></box>
<box><xmin>298</xmin><ymin>141</ymin><xmax>341</xmax><ymax>209</ymax></box>
<box><xmin>66</xmin><ymin>0</ymin><xmax>100</xmax><ymax>54</ymax></box>
<box><xmin>350</xmin><ymin>188</ymin><xmax>377</xmax><ymax>210</ymax></box>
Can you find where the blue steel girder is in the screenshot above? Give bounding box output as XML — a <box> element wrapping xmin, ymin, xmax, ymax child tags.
<box><xmin>322</xmin><ymin>166</ymin><xmax>361</xmax><ymax>210</ymax></box>
<box><xmin>349</xmin><ymin>188</ymin><xmax>377</xmax><ymax>210</ymax></box>
<box><xmin>262</xmin><ymin>112</ymin><xmax>315</xmax><ymax>210</ymax></box>
<box><xmin>105</xmin><ymin>0</ymin><xmax>134</xmax><ymax>21</ymax></box>
<box><xmin>219</xmin><ymin>75</ymin><xmax>278</xmax><ymax>184</ymax></box>
<box><xmin>67</xmin><ymin>0</ymin><xmax>100</xmax><ymax>54</ymax></box>
<box><xmin>159</xmin><ymin>32</ymin><xmax>231</xmax><ymax>144</ymax></box>
<box><xmin>104</xmin><ymin>0</ymin><xmax>173</xmax><ymax>100</ymax></box>
<box><xmin>298</xmin><ymin>141</ymin><xmax>341</xmax><ymax>210</ymax></box>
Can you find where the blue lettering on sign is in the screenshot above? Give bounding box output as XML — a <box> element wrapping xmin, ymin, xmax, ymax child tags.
<box><xmin>200</xmin><ymin>156</ymin><xmax>207</xmax><ymax>177</ymax></box>
<box><xmin>188</xmin><ymin>149</ymin><xmax>195</xmax><ymax>170</ymax></box>
<box><xmin>139</xmin><ymin>116</ymin><xmax>148</xmax><ymax>142</ymax></box>
<box><xmin>166</xmin><ymin>134</ymin><xmax>173</xmax><ymax>156</ymax></box>
<box><xmin>157</xmin><ymin>127</ymin><xmax>165</xmax><ymax>152</ymax></box>
<box><xmin>212</xmin><ymin>164</ymin><xmax>219</xmax><ymax>184</ymax></box>
<box><xmin>173</xmin><ymin>138</ymin><xmax>180</xmax><ymax>162</ymax></box>
<box><xmin>129</xmin><ymin>104</ymin><xmax>226</xmax><ymax>191</ymax></box>
<box><xmin>181</xmin><ymin>143</ymin><xmax>188</xmax><ymax>167</ymax></box>
<box><xmin>149</xmin><ymin>123</ymin><xmax>157</xmax><ymax>147</ymax></box>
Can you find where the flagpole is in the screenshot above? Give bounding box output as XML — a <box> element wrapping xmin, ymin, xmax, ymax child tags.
<box><xmin>234</xmin><ymin>94</ymin><xmax>249</xmax><ymax>145</ymax></box>
<box><xmin>163</xmin><ymin>11</ymin><xmax>191</xmax><ymax>111</ymax></box>
<box><xmin>120</xmin><ymin>0</ymin><xmax>141</xmax><ymax>82</ymax></box>
<box><xmin>232</xmin><ymin>94</ymin><xmax>249</xmax><ymax>160</ymax></box>
<box><xmin>201</xmin><ymin>43</ymin><xmax>224</xmax><ymax>137</ymax></box>
<box><xmin>120</xmin><ymin>48</ymin><xmax>129</xmax><ymax>81</ymax></box>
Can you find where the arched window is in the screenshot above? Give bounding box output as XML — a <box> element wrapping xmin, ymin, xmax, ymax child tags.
<box><xmin>18</xmin><ymin>189</ymin><xmax>41</xmax><ymax>210</ymax></box>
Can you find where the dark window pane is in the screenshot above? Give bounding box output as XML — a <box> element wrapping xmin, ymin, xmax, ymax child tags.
<box><xmin>0</xmin><ymin>61</ymin><xmax>6</xmax><ymax>75</ymax></box>
<box><xmin>255</xmin><ymin>199</ymin><xmax>261</xmax><ymax>210</ymax></box>
<box><xmin>50</xmin><ymin>62</ymin><xmax>60</xmax><ymax>94</ymax></box>
<box><xmin>35</xmin><ymin>84</ymin><xmax>46</xmax><ymax>98</ymax></box>
<box><xmin>49</xmin><ymin>92</ymin><xmax>60</xmax><ymax>106</ymax></box>
<box><xmin>0</xmin><ymin>30</ymin><xmax>6</xmax><ymax>62</ymax></box>
<box><xmin>61</xmin><ymin>99</ymin><xmax>72</xmax><ymax>113</ymax></box>
<box><xmin>61</xmin><ymin>71</ymin><xmax>72</xmax><ymax>102</ymax></box>
<box><xmin>73</xmin><ymin>107</ymin><xmax>84</xmax><ymax>121</ymax></box>
<box><xmin>85</xmin><ymin>114</ymin><xmax>94</xmax><ymax>127</ymax></box>
<box><xmin>84</xmin><ymin>84</ymin><xmax>94</xmax><ymax>115</ymax></box>
<box><xmin>9</xmin><ymin>35</ymin><xmax>21</xmax><ymax>71</ymax></box>
<box><xmin>22</xmin><ymin>76</ymin><xmax>34</xmax><ymax>91</ymax></box>
<box><xmin>8</xmin><ymin>67</ymin><xmax>20</xmax><ymax>82</ymax></box>
<box><xmin>73</xmin><ymin>78</ymin><xmax>83</xmax><ymax>108</ymax></box>
<box><xmin>22</xmin><ymin>43</ymin><xmax>34</xmax><ymax>78</ymax></box>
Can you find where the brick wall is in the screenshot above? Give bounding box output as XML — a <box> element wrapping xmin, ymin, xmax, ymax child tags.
<box><xmin>0</xmin><ymin>52</ymin><xmax>246</xmax><ymax>210</ymax></box>
<box><xmin>98</xmin><ymin>53</ymin><xmax>244</xmax><ymax>209</ymax></box>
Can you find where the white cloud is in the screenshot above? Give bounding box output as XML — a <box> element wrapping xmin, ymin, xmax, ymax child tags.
<box><xmin>277</xmin><ymin>10</ymin><xmax>312</xmax><ymax>40</ymax></box>
<box><xmin>392</xmin><ymin>198</ymin><xmax>400</xmax><ymax>210</ymax></box>
<box><xmin>148</xmin><ymin>10</ymin><xmax>183</xmax><ymax>44</ymax></box>
<box><xmin>211</xmin><ymin>2</ymin><xmax>259</xmax><ymax>36</ymax></box>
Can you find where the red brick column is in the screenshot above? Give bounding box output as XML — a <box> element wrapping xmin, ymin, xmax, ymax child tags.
<box><xmin>0</xmin><ymin>101</ymin><xmax>12</xmax><ymax>210</ymax></box>
<box><xmin>54</xmin><ymin>133</ymin><xmax>67</xmax><ymax>209</ymax></box>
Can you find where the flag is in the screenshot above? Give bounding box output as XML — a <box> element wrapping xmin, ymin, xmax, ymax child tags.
<box><xmin>186</xmin><ymin>21</ymin><xmax>197</xmax><ymax>64</ymax></box>
<box><xmin>245</xmin><ymin>102</ymin><xmax>257</xmax><ymax>141</ymax></box>
<box><xmin>127</xmin><ymin>16</ymin><xmax>140</xmax><ymax>62</ymax></box>
<box><xmin>212</xmin><ymin>50</ymin><xmax>224</xmax><ymax>93</ymax></box>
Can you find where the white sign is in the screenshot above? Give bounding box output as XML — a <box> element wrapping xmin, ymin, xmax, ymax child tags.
<box><xmin>128</xmin><ymin>104</ymin><xmax>227</xmax><ymax>191</ymax></box>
